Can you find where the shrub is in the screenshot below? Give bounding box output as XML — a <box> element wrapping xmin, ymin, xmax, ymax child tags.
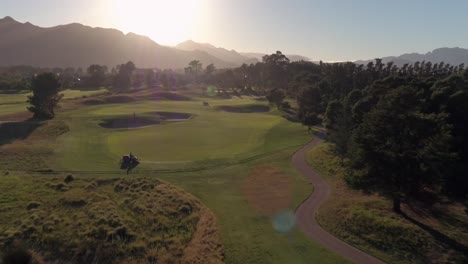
<box><xmin>64</xmin><ymin>175</ymin><xmax>74</xmax><ymax>184</ymax></box>
<box><xmin>27</xmin><ymin>201</ymin><xmax>41</xmax><ymax>210</ymax></box>
<box><xmin>2</xmin><ymin>248</ymin><xmax>32</xmax><ymax>264</ymax></box>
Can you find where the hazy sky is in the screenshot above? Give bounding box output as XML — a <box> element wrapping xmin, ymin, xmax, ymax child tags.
<box><xmin>1</xmin><ymin>0</ymin><xmax>467</xmax><ymax>61</ymax></box>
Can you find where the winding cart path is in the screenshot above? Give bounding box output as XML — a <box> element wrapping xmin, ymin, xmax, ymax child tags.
<box><xmin>293</xmin><ymin>131</ymin><xmax>385</xmax><ymax>264</ymax></box>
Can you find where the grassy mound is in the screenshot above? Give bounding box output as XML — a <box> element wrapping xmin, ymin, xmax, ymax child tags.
<box><xmin>81</xmin><ymin>99</ymin><xmax>105</xmax><ymax>105</ymax></box>
<box><xmin>307</xmin><ymin>143</ymin><xmax>468</xmax><ymax>264</ymax></box>
<box><xmin>0</xmin><ymin>176</ymin><xmax>224</xmax><ymax>263</ymax></box>
<box><xmin>104</xmin><ymin>96</ymin><xmax>136</xmax><ymax>104</ymax></box>
<box><xmin>217</xmin><ymin>104</ymin><xmax>270</xmax><ymax>113</ymax></box>
<box><xmin>144</xmin><ymin>92</ymin><xmax>192</xmax><ymax>101</ymax></box>
<box><xmin>0</xmin><ymin>121</ymin><xmax>42</xmax><ymax>145</ymax></box>
<box><xmin>0</xmin><ymin>120</ymin><xmax>69</xmax><ymax>171</ymax></box>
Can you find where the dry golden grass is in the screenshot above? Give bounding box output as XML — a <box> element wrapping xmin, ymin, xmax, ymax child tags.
<box><xmin>181</xmin><ymin>207</ymin><xmax>224</xmax><ymax>264</ymax></box>
<box><xmin>0</xmin><ymin>176</ymin><xmax>224</xmax><ymax>263</ymax></box>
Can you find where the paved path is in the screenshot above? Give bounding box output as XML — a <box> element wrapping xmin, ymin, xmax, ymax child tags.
<box><xmin>293</xmin><ymin>131</ymin><xmax>385</xmax><ymax>264</ymax></box>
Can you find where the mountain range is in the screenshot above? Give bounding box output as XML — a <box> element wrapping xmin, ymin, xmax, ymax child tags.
<box><xmin>354</xmin><ymin>47</ymin><xmax>468</xmax><ymax>66</ymax></box>
<box><xmin>1</xmin><ymin>16</ymin><xmax>466</xmax><ymax>69</ymax></box>
<box><xmin>0</xmin><ymin>16</ymin><xmax>310</xmax><ymax>69</ymax></box>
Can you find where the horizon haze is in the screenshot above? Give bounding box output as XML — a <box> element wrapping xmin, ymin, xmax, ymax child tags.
<box><xmin>1</xmin><ymin>0</ymin><xmax>468</xmax><ymax>61</ymax></box>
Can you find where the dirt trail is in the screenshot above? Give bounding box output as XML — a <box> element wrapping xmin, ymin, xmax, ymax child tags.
<box><xmin>293</xmin><ymin>131</ymin><xmax>385</xmax><ymax>264</ymax></box>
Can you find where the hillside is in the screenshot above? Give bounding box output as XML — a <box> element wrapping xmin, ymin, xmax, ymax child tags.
<box><xmin>355</xmin><ymin>47</ymin><xmax>468</xmax><ymax>66</ymax></box>
<box><xmin>0</xmin><ymin>16</ymin><xmax>235</xmax><ymax>69</ymax></box>
<box><xmin>240</xmin><ymin>52</ymin><xmax>310</xmax><ymax>62</ymax></box>
<box><xmin>176</xmin><ymin>40</ymin><xmax>258</xmax><ymax>65</ymax></box>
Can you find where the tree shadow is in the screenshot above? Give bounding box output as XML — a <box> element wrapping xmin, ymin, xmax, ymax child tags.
<box><xmin>400</xmin><ymin>210</ymin><xmax>468</xmax><ymax>254</ymax></box>
<box><xmin>0</xmin><ymin>119</ymin><xmax>42</xmax><ymax>146</ymax></box>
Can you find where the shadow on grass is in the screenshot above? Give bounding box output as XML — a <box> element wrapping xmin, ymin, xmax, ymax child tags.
<box><xmin>400</xmin><ymin>211</ymin><xmax>468</xmax><ymax>254</ymax></box>
<box><xmin>0</xmin><ymin>119</ymin><xmax>42</xmax><ymax>146</ymax></box>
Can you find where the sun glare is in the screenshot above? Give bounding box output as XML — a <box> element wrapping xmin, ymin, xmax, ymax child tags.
<box><xmin>109</xmin><ymin>0</ymin><xmax>203</xmax><ymax>45</ymax></box>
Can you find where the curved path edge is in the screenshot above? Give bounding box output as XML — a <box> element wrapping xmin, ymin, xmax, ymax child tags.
<box><xmin>293</xmin><ymin>131</ymin><xmax>385</xmax><ymax>264</ymax></box>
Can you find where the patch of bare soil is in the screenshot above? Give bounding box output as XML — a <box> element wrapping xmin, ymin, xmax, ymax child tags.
<box><xmin>241</xmin><ymin>166</ymin><xmax>292</xmax><ymax>216</ymax></box>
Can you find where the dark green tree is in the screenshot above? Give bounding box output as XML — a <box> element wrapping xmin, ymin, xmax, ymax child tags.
<box><xmin>184</xmin><ymin>60</ymin><xmax>203</xmax><ymax>83</ymax></box>
<box><xmin>86</xmin><ymin>64</ymin><xmax>107</xmax><ymax>88</ymax></box>
<box><xmin>324</xmin><ymin>100</ymin><xmax>343</xmax><ymax>128</ymax></box>
<box><xmin>27</xmin><ymin>73</ymin><xmax>63</xmax><ymax>119</ymax></box>
<box><xmin>298</xmin><ymin>85</ymin><xmax>323</xmax><ymax>126</ymax></box>
<box><xmin>112</xmin><ymin>61</ymin><xmax>136</xmax><ymax>92</ymax></box>
<box><xmin>205</xmin><ymin>63</ymin><xmax>216</xmax><ymax>76</ymax></box>
<box><xmin>266</xmin><ymin>88</ymin><xmax>285</xmax><ymax>109</ymax></box>
<box><xmin>145</xmin><ymin>69</ymin><xmax>155</xmax><ymax>88</ymax></box>
<box><xmin>262</xmin><ymin>51</ymin><xmax>290</xmax><ymax>90</ymax></box>
<box><xmin>349</xmin><ymin>87</ymin><xmax>454</xmax><ymax>213</ymax></box>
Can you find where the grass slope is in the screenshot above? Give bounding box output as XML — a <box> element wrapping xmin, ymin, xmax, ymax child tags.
<box><xmin>0</xmin><ymin>89</ymin><xmax>107</xmax><ymax>116</ymax></box>
<box><xmin>307</xmin><ymin>142</ymin><xmax>468</xmax><ymax>264</ymax></box>
<box><xmin>0</xmin><ymin>175</ymin><xmax>223</xmax><ymax>263</ymax></box>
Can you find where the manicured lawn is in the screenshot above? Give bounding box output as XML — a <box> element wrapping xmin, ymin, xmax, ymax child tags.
<box><xmin>0</xmin><ymin>89</ymin><xmax>107</xmax><ymax>116</ymax></box>
<box><xmin>1</xmin><ymin>93</ymin><xmax>350</xmax><ymax>263</ymax></box>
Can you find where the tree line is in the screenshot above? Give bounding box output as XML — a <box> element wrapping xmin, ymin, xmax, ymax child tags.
<box><xmin>183</xmin><ymin>54</ymin><xmax>468</xmax><ymax>211</ymax></box>
<box><xmin>5</xmin><ymin>53</ymin><xmax>468</xmax><ymax>210</ymax></box>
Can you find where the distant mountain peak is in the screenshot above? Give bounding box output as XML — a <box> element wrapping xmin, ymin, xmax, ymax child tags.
<box><xmin>1</xmin><ymin>16</ymin><xmax>18</xmax><ymax>23</ymax></box>
<box><xmin>176</xmin><ymin>40</ymin><xmax>257</xmax><ymax>65</ymax></box>
<box><xmin>355</xmin><ymin>47</ymin><xmax>468</xmax><ymax>66</ymax></box>
<box><xmin>0</xmin><ymin>16</ymin><xmax>236</xmax><ymax>69</ymax></box>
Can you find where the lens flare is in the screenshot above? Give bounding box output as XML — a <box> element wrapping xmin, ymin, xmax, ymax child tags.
<box><xmin>272</xmin><ymin>210</ymin><xmax>296</xmax><ymax>233</ymax></box>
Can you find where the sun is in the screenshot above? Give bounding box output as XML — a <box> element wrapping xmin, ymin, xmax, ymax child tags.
<box><xmin>108</xmin><ymin>0</ymin><xmax>203</xmax><ymax>45</ymax></box>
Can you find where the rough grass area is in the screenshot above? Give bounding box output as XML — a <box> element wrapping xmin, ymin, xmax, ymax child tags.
<box><xmin>0</xmin><ymin>175</ymin><xmax>224</xmax><ymax>263</ymax></box>
<box><xmin>0</xmin><ymin>120</ymin><xmax>69</xmax><ymax>171</ymax></box>
<box><xmin>217</xmin><ymin>104</ymin><xmax>270</xmax><ymax>113</ymax></box>
<box><xmin>307</xmin><ymin>143</ymin><xmax>468</xmax><ymax>264</ymax></box>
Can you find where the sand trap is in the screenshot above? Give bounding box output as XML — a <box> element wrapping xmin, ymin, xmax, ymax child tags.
<box><xmin>99</xmin><ymin>117</ymin><xmax>160</xmax><ymax>129</ymax></box>
<box><xmin>218</xmin><ymin>105</ymin><xmax>270</xmax><ymax>113</ymax></box>
<box><xmin>99</xmin><ymin>112</ymin><xmax>192</xmax><ymax>129</ymax></box>
<box><xmin>82</xmin><ymin>96</ymin><xmax>136</xmax><ymax>105</ymax></box>
<box><xmin>150</xmin><ymin>111</ymin><xmax>192</xmax><ymax>121</ymax></box>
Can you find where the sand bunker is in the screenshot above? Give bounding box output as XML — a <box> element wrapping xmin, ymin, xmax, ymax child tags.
<box><xmin>82</xmin><ymin>96</ymin><xmax>136</xmax><ymax>105</ymax></box>
<box><xmin>99</xmin><ymin>117</ymin><xmax>160</xmax><ymax>129</ymax></box>
<box><xmin>100</xmin><ymin>112</ymin><xmax>192</xmax><ymax>129</ymax></box>
<box><xmin>218</xmin><ymin>105</ymin><xmax>270</xmax><ymax>113</ymax></box>
<box><xmin>150</xmin><ymin>111</ymin><xmax>192</xmax><ymax>121</ymax></box>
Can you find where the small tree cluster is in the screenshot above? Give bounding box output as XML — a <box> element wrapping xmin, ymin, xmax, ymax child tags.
<box><xmin>27</xmin><ymin>73</ymin><xmax>63</xmax><ymax>119</ymax></box>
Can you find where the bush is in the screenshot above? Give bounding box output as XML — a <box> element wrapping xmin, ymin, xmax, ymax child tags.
<box><xmin>27</xmin><ymin>201</ymin><xmax>41</xmax><ymax>210</ymax></box>
<box><xmin>64</xmin><ymin>175</ymin><xmax>74</xmax><ymax>184</ymax></box>
<box><xmin>2</xmin><ymin>248</ymin><xmax>32</xmax><ymax>264</ymax></box>
<box><xmin>280</xmin><ymin>101</ymin><xmax>291</xmax><ymax>109</ymax></box>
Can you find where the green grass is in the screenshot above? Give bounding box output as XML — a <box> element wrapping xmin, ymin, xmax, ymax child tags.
<box><xmin>307</xmin><ymin>142</ymin><xmax>468</xmax><ymax>264</ymax></box>
<box><xmin>52</xmin><ymin>98</ymin><xmax>309</xmax><ymax>170</ymax></box>
<box><xmin>0</xmin><ymin>89</ymin><xmax>107</xmax><ymax>116</ymax></box>
<box><xmin>0</xmin><ymin>93</ymin><xmax>350</xmax><ymax>263</ymax></box>
<box><xmin>153</xmin><ymin>149</ymin><xmax>348</xmax><ymax>264</ymax></box>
